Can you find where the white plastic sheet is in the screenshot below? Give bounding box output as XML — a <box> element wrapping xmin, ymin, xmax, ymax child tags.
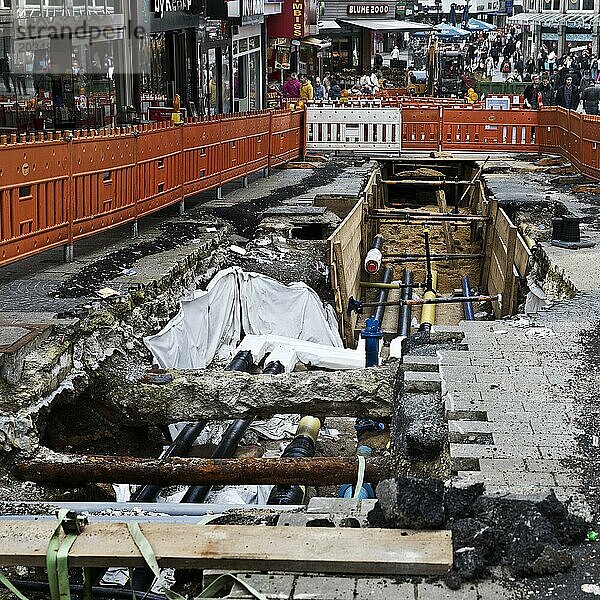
<box><xmin>144</xmin><ymin>267</ymin><xmax>342</xmax><ymax>369</ymax></box>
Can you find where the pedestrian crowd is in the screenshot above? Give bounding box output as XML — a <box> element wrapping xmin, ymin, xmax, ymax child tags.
<box><xmin>280</xmin><ymin>70</ymin><xmax>383</xmax><ymax>102</ymax></box>
<box><xmin>458</xmin><ymin>26</ymin><xmax>600</xmax><ymax>114</ymax></box>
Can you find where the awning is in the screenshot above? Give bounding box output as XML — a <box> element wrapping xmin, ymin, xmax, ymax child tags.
<box><xmin>301</xmin><ymin>36</ymin><xmax>332</xmax><ymax>49</ymax></box>
<box><xmin>318</xmin><ymin>20</ymin><xmax>341</xmax><ymax>30</ymax></box>
<box><xmin>508</xmin><ymin>11</ymin><xmax>598</xmax><ymax>26</ymax></box>
<box><xmin>337</xmin><ymin>19</ymin><xmax>433</xmax><ymax>32</ymax></box>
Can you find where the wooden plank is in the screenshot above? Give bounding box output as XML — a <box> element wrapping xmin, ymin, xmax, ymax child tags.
<box><xmin>514</xmin><ymin>232</ymin><xmax>531</xmax><ymax>278</ymax></box>
<box><xmin>501</xmin><ymin>224</ymin><xmax>518</xmax><ymax>317</ymax></box>
<box><xmin>435</xmin><ymin>189</ymin><xmax>455</xmax><ymax>256</ymax></box>
<box><xmin>0</xmin><ymin>522</ymin><xmax>453</xmax><ymax>575</ymax></box>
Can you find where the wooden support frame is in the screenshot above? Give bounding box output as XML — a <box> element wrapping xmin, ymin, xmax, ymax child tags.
<box><xmin>0</xmin><ymin>522</ymin><xmax>453</xmax><ymax>576</ymax></box>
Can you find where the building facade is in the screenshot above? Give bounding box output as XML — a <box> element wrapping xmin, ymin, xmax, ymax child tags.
<box><xmin>509</xmin><ymin>0</ymin><xmax>600</xmax><ymax>56</ymax></box>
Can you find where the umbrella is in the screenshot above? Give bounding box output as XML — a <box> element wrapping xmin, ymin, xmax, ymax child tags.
<box><xmin>466</xmin><ymin>17</ymin><xmax>497</xmax><ymax>31</ymax></box>
<box><xmin>449</xmin><ymin>3</ymin><xmax>458</xmax><ymax>26</ymax></box>
<box><xmin>434</xmin><ymin>22</ymin><xmax>470</xmax><ymax>38</ymax></box>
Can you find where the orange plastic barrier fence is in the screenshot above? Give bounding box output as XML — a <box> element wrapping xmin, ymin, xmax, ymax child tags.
<box><xmin>0</xmin><ymin>109</ymin><xmax>305</xmax><ymax>267</ymax></box>
<box><xmin>441</xmin><ymin>107</ymin><xmax>539</xmax><ymax>152</ymax></box>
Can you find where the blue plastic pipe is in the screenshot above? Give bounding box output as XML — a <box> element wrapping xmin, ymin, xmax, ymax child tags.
<box><xmin>461</xmin><ymin>275</ymin><xmax>475</xmax><ymax>321</ymax></box>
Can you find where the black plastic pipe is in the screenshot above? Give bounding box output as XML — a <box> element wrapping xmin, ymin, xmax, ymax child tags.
<box><xmin>132</xmin><ymin>350</ymin><xmax>256</xmax><ymax>592</ymax></box>
<box><xmin>372</xmin><ymin>234</ymin><xmax>384</xmax><ymax>252</ymax></box>
<box><xmin>262</xmin><ymin>360</ymin><xmax>285</xmax><ymax>375</ymax></box>
<box><xmin>267</xmin><ymin>417</ymin><xmax>321</xmax><ymax>505</ymax></box>
<box><xmin>398</xmin><ymin>269</ymin><xmax>414</xmax><ymax>337</ymax></box>
<box><xmin>131</xmin><ymin>421</ymin><xmax>208</xmax><ymax>502</ymax></box>
<box><xmin>372</xmin><ymin>266</ymin><xmax>394</xmax><ymax>324</ymax></box>
<box><xmin>423</xmin><ymin>228</ymin><xmax>433</xmax><ymax>292</ymax></box>
<box><xmin>10</xmin><ymin>580</ymin><xmax>165</xmax><ymax>600</ymax></box>
<box><xmin>461</xmin><ymin>275</ymin><xmax>475</xmax><ymax>321</ymax></box>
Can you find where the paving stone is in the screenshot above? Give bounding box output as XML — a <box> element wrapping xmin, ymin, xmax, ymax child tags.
<box><xmin>402</xmin><ymin>354</ymin><xmax>439</xmax><ymax>372</ymax></box>
<box><xmin>228</xmin><ymin>573</ymin><xmax>296</xmax><ymax>599</ymax></box>
<box><xmin>293</xmin><ymin>575</ymin><xmax>356</xmax><ymax>599</ymax></box>
<box><xmin>417</xmin><ymin>581</ymin><xmax>478</xmax><ymax>598</ymax></box>
<box><xmin>354</xmin><ymin>578</ymin><xmax>415</xmax><ymax>600</ymax></box>
<box><xmin>448</xmin><ymin>420</ymin><xmax>533</xmax><ymax>434</ymax></box>
<box><xmin>450</xmin><ymin>443</ymin><xmax>542</xmax><ymax>460</ymax></box>
<box><xmin>492</xmin><ymin>433</ymin><xmax>576</xmax><ymax>447</ymax></box>
<box><xmin>305</xmin><ymin>497</ymin><xmax>377</xmax><ymax>516</ymax></box>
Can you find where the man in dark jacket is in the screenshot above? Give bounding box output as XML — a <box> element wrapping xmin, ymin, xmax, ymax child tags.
<box><xmin>523</xmin><ymin>75</ymin><xmax>541</xmax><ymax>109</ymax></box>
<box><xmin>555</xmin><ymin>75</ymin><xmax>580</xmax><ymax>110</ymax></box>
<box><xmin>539</xmin><ymin>74</ymin><xmax>555</xmax><ymax>106</ymax></box>
<box><xmin>582</xmin><ymin>81</ymin><xmax>600</xmax><ymax>115</ymax></box>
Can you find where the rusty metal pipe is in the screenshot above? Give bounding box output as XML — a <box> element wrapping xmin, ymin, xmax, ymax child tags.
<box><xmin>14</xmin><ymin>456</ymin><xmax>391</xmax><ymax>487</ymax></box>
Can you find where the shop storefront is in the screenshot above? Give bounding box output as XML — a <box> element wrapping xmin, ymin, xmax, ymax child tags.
<box><xmin>1</xmin><ymin>2</ymin><xmax>126</xmax><ymax>132</ymax></box>
<box><xmin>266</xmin><ymin>0</ymin><xmax>319</xmax><ymax>79</ymax></box>
<box><xmin>233</xmin><ymin>24</ymin><xmax>263</xmax><ymax>111</ymax></box>
<box><xmin>319</xmin><ymin>0</ymin><xmax>398</xmax><ymax>74</ymax></box>
<box><xmin>136</xmin><ymin>3</ymin><xmax>202</xmax><ymax>118</ymax></box>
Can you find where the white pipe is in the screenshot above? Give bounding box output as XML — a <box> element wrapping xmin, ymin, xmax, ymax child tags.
<box><xmin>236</xmin><ymin>334</ymin><xmax>365</xmax><ymax>370</ymax></box>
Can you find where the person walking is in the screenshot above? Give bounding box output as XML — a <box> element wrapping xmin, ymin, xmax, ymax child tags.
<box><xmin>582</xmin><ymin>80</ymin><xmax>600</xmax><ymax>115</ymax></box>
<box><xmin>523</xmin><ymin>74</ymin><xmax>541</xmax><ymax>109</ymax></box>
<box><xmin>539</xmin><ymin>73</ymin><xmax>555</xmax><ymax>106</ymax></box>
<box><xmin>313</xmin><ymin>77</ymin><xmax>326</xmax><ymax>100</ymax></box>
<box><xmin>299</xmin><ymin>75</ymin><xmax>314</xmax><ymax>101</ymax></box>
<box><xmin>0</xmin><ymin>54</ymin><xmax>11</xmax><ymax>93</ymax></box>
<box><xmin>555</xmin><ymin>75</ymin><xmax>580</xmax><ymax>110</ymax></box>
<box><xmin>282</xmin><ymin>73</ymin><xmax>300</xmax><ymax>98</ymax></box>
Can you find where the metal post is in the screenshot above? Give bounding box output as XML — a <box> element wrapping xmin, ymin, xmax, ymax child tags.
<box><xmin>131</xmin><ymin>219</ymin><xmax>139</xmax><ymax>238</ymax></box>
<box><xmin>179</xmin><ymin>199</ymin><xmax>185</xmax><ymax>215</ymax></box>
<box><xmin>64</xmin><ymin>243</ymin><xmax>74</xmax><ymax>263</ymax></box>
<box><xmin>243</xmin><ymin>176</ymin><xmax>249</xmax><ymax>188</ymax></box>
<box><xmin>398</xmin><ymin>269</ymin><xmax>413</xmax><ymax>337</ymax></box>
<box><xmin>217</xmin><ymin>186</ymin><xmax>223</xmax><ymax>200</ymax></box>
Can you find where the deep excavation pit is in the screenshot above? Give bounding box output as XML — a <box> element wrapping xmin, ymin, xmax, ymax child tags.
<box><xmin>0</xmin><ymin>157</ymin><xmax>590</xmax><ymax>598</ymax></box>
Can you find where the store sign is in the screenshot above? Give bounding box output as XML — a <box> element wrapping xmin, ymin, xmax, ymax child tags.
<box><xmin>154</xmin><ymin>0</ymin><xmax>191</xmax><ymax>18</ymax></box>
<box><xmin>268</xmin><ymin>0</ymin><xmax>308</xmax><ymax>38</ymax></box>
<box><xmin>347</xmin><ymin>3</ymin><xmax>389</xmax><ymax>14</ymax></box>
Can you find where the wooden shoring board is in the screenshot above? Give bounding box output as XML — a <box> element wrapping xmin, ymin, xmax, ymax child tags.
<box><xmin>435</xmin><ymin>189</ymin><xmax>456</xmax><ymax>257</ymax></box>
<box><xmin>0</xmin><ymin>522</ymin><xmax>452</xmax><ymax>575</ymax></box>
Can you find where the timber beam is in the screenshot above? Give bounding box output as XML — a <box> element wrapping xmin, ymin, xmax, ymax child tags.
<box><xmin>15</xmin><ymin>455</ymin><xmax>392</xmax><ymax>487</ymax></box>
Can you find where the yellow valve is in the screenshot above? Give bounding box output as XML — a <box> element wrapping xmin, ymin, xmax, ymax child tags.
<box><xmin>420</xmin><ymin>270</ymin><xmax>438</xmax><ymax>328</ymax></box>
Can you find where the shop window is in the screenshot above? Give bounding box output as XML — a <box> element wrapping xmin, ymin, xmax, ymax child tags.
<box><xmin>583</xmin><ymin>0</ymin><xmax>593</xmax><ymax>9</ymax></box>
<box><xmin>103</xmin><ymin>171</ymin><xmax>111</xmax><ymax>183</ymax></box>
<box><xmin>19</xmin><ymin>186</ymin><xmax>31</xmax><ymax>198</ymax></box>
<box><xmin>552</xmin><ymin>0</ymin><xmax>559</xmax><ymax>9</ymax></box>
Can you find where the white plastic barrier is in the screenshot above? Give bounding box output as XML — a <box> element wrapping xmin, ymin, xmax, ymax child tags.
<box><xmin>306</xmin><ymin>105</ymin><xmax>402</xmax><ymax>153</ymax></box>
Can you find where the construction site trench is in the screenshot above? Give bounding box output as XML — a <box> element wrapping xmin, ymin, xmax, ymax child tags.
<box><xmin>0</xmin><ymin>155</ymin><xmax>597</xmax><ymax>600</ymax></box>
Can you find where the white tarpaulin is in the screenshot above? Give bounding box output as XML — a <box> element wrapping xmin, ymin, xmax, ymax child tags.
<box><xmin>144</xmin><ymin>267</ymin><xmax>342</xmax><ymax>369</ymax></box>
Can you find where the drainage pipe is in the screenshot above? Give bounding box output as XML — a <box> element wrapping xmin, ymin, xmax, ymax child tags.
<box><xmin>418</xmin><ymin>270</ymin><xmax>438</xmax><ymax>335</ymax></box>
<box><xmin>180</xmin><ymin>350</ymin><xmax>256</xmax><ymax>504</ymax></box>
<box><xmin>267</xmin><ymin>417</ymin><xmax>321</xmax><ymax>505</ymax></box>
<box><xmin>372</xmin><ymin>265</ymin><xmax>394</xmax><ymax>324</ymax></box>
<box><xmin>461</xmin><ymin>275</ymin><xmax>475</xmax><ymax>321</ymax></box>
<box><xmin>131</xmin><ymin>421</ymin><xmax>207</xmax><ymax>502</ymax></box>
<box><xmin>364</xmin><ymin>234</ymin><xmax>384</xmax><ymax>275</ymax></box>
<box><xmin>14</xmin><ymin>456</ymin><xmax>393</xmax><ymax>487</ymax></box>
<box><xmin>131</xmin><ymin>350</ymin><xmax>257</xmax><ymax>591</ymax></box>
<box><xmin>398</xmin><ymin>270</ymin><xmax>414</xmax><ymax>337</ymax></box>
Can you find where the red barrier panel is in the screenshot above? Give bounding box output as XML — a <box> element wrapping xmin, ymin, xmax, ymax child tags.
<box><xmin>0</xmin><ymin>109</ymin><xmax>304</xmax><ymax>268</ymax></box>
<box><xmin>71</xmin><ymin>129</ymin><xmax>138</xmax><ymax>239</ymax></box>
<box><xmin>0</xmin><ymin>137</ymin><xmax>71</xmax><ymax>264</ymax></box>
<box><xmin>401</xmin><ymin>107</ymin><xmax>440</xmax><ymax>150</ymax></box>
<box><xmin>441</xmin><ymin>107</ymin><xmax>538</xmax><ymax>152</ymax></box>
<box><xmin>182</xmin><ymin>116</ymin><xmax>223</xmax><ymax>197</ymax></box>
